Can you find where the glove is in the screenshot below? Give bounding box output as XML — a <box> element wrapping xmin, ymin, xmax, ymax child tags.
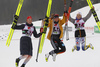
<box><xmin>51</xmin><ymin>13</ymin><xmax>55</xmax><ymax>19</ymax></box>
<box><xmin>92</xmin><ymin>6</ymin><xmax>94</xmax><ymax>9</ymax></box>
<box><xmin>91</xmin><ymin>6</ymin><xmax>94</xmax><ymax>11</ymax></box>
<box><xmin>64</xmin><ymin>10</ymin><xmax>68</xmax><ymax>13</ymax></box>
<box><xmin>64</xmin><ymin>13</ymin><xmax>68</xmax><ymax>17</ymax></box>
<box><xmin>40</xmin><ymin>27</ymin><xmax>43</xmax><ymax>33</ymax></box>
<box><xmin>64</xmin><ymin>11</ymin><xmax>68</xmax><ymax>17</ymax></box>
<box><xmin>11</xmin><ymin>25</ymin><xmax>17</xmax><ymax>29</ymax></box>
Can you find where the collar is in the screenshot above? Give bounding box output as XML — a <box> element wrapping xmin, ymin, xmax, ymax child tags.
<box><xmin>26</xmin><ymin>22</ymin><xmax>33</xmax><ymax>27</ymax></box>
<box><xmin>54</xmin><ymin>21</ymin><xmax>59</xmax><ymax>24</ymax></box>
<box><xmin>75</xmin><ymin>17</ymin><xmax>82</xmax><ymax>20</ymax></box>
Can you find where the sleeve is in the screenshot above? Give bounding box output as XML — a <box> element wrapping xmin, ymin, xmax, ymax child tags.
<box><xmin>83</xmin><ymin>10</ymin><xmax>92</xmax><ymax>22</ymax></box>
<box><xmin>69</xmin><ymin>15</ymin><xmax>75</xmax><ymax>24</ymax></box>
<box><xmin>14</xmin><ymin>24</ymin><xmax>25</xmax><ymax>30</ymax></box>
<box><xmin>48</xmin><ymin>19</ymin><xmax>51</xmax><ymax>27</ymax></box>
<box><xmin>33</xmin><ymin>27</ymin><xmax>42</xmax><ymax>38</ymax></box>
<box><xmin>60</xmin><ymin>14</ymin><xmax>67</xmax><ymax>25</ymax></box>
<box><xmin>43</xmin><ymin>19</ymin><xmax>51</xmax><ymax>27</ymax></box>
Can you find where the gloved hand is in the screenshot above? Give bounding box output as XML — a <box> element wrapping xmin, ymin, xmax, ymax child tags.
<box><xmin>39</xmin><ymin>27</ymin><xmax>45</xmax><ymax>36</ymax></box>
<box><xmin>92</xmin><ymin>6</ymin><xmax>94</xmax><ymax>9</ymax></box>
<box><xmin>40</xmin><ymin>27</ymin><xmax>43</xmax><ymax>33</ymax></box>
<box><xmin>64</xmin><ymin>10</ymin><xmax>68</xmax><ymax>13</ymax></box>
<box><xmin>91</xmin><ymin>6</ymin><xmax>95</xmax><ymax>11</ymax></box>
<box><xmin>64</xmin><ymin>10</ymin><xmax>68</xmax><ymax>17</ymax></box>
<box><xmin>11</xmin><ymin>25</ymin><xmax>17</xmax><ymax>29</ymax></box>
<box><xmin>51</xmin><ymin>13</ymin><xmax>55</xmax><ymax>19</ymax></box>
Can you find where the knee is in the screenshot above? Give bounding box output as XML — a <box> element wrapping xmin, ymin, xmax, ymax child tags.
<box><xmin>23</xmin><ymin>55</ymin><xmax>28</xmax><ymax>58</ymax></box>
<box><xmin>63</xmin><ymin>46</ymin><xmax>66</xmax><ymax>52</ymax></box>
<box><xmin>60</xmin><ymin>42</ymin><xmax>66</xmax><ymax>52</ymax></box>
<box><xmin>28</xmin><ymin>55</ymin><xmax>32</xmax><ymax>59</ymax></box>
<box><xmin>61</xmin><ymin>46</ymin><xmax>66</xmax><ymax>52</ymax></box>
<box><xmin>54</xmin><ymin>49</ymin><xmax>59</xmax><ymax>53</ymax></box>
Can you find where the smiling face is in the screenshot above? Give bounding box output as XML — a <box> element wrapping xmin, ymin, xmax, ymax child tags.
<box><xmin>53</xmin><ymin>14</ymin><xmax>59</xmax><ymax>22</ymax></box>
<box><xmin>27</xmin><ymin>18</ymin><xmax>32</xmax><ymax>24</ymax></box>
<box><xmin>54</xmin><ymin>17</ymin><xmax>59</xmax><ymax>22</ymax></box>
<box><xmin>26</xmin><ymin>16</ymin><xmax>32</xmax><ymax>24</ymax></box>
<box><xmin>76</xmin><ymin>14</ymin><xmax>82</xmax><ymax>19</ymax></box>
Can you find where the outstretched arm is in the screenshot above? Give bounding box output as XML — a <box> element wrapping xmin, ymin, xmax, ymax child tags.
<box><xmin>83</xmin><ymin>10</ymin><xmax>92</xmax><ymax>22</ymax></box>
<box><xmin>14</xmin><ymin>24</ymin><xmax>25</xmax><ymax>30</ymax></box>
<box><xmin>33</xmin><ymin>27</ymin><xmax>42</xmax><ymax>38</ymax></box>
<box><xmin>69</xmin><ymin>15</ymin><xmax>75</xmax><ymax>24</ymax></box>
<box><xmin>60</xmin><ymin>13</ymin><xmax>68</xmax><ymax>25</ymax></box>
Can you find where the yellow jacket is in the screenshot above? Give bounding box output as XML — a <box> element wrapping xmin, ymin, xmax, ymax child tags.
<box><xmin>47</xmin><ymin>14</ymin><xmax>67</xmax><ymax>40</ymax></box>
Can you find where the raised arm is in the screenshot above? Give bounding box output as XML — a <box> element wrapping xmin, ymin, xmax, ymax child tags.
<box><xmin>42</xmin><ymin>19</ymin><xmax>51</xmax><ymax>27</ymax></box>
<box><xmin>69</xmin><ymin>15</ymin><xmax>75</xmax><ymax>24</ymax></box>
<box><xmin>14</xmin><ymin>24</ymin><xmax>25</xmax><ymax>30</ymax></box>
<box><xmin>83</xmin><ymin>10</ymin><xmax>92</xmax><ymax>22</ymax></box>
<box><xmin>33</xmin><ymin>27</ymin><xmax>42</xmax><ymax>38</ymax></box>
<box><xmin>60</xmin><ymin>13</ymin><xmax>68</xmax><ymax>25</ymax></box>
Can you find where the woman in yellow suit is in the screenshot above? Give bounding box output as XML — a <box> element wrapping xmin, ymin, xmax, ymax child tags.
<box><xmin>44</xmin><ymin>12</ymin><xmax>67</xmax><ymax>62</ymax></box>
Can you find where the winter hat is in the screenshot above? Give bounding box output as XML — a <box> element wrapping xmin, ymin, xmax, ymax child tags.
<box><xmin>27</xmin><ymin>16</ymin><xmax>32</xmax><ymax>20</ymax></box>
<box><xmin>77</xmin><ymin>12</ymin><xmax>82</xmax><ymax>16</ymax></box>
<box><xmin>54</xmin><ymin>14</ymin><xmax>59</xmax><ymax>18</ymax></box>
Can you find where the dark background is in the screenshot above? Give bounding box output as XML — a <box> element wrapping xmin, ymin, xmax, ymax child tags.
<box><xmin>0</xmin><ymin>0</ymin><xmax>100</xmax><ymax>25</ymax></box>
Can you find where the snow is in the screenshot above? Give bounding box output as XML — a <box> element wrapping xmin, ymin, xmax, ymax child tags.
<box><xmin>0</xmin><ymin>3</ymin><xmax>100</xmax><ymax>67</ymax></box>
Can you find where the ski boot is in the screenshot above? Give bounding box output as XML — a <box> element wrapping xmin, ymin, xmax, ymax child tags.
<box><xmin>89</xmin><ymin>43</ymin><xmax>94</xmax><ymax>50</ymax></box>
<box><xmin>72</xmin><ymin>45</ymin><xmax>76</xmax><ymax>52</ymax></box>
<box><xmin>21</xmin><ymin>64</ymin><xmax>25</xmax><ymax>67</ymax></box>
<box><xmin>45</xmin><ymin>53</ymin><xmax>50</xmax><ymax>62</ymax></box>
<box><xmin>52</xmin><ymin>53</ymin><xmax>57</xmax><ymax>61</ymax></box>
<box><xmin>15</xmin><ymin>58</ymin><xmax>20</xmax><ymax>67</ymax></box>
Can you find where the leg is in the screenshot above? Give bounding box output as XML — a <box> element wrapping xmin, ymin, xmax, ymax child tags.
<box><xmin>21</xmin><ymin>55</ymin><xmax>32</xmax><ymax>67</ymax></box>
<box><xmin>45</xmin><ymin>35</ymin><xmax>59</xmax><ymax>62</ymax></box>
<box><xmin>81</xmin><ymin>37</ymin><xmax>94</xmax><ymax>51</ymax></box>
<box><xmin>81</xmin><ymin>37</ymin><xmax>88</xmax><ymax>51</ymax></box>
<box><xmin>49</xmin><ymin>36</ymin><xmax>59</xmax><ymax>55</ymax></box>
<box><xmin>15</xmin><ymin>55</ymin><xmax>28</xmax><ymax>67</ymax></box>
<box><xmin>75</xmin><ymin>37</ymin><xmax>80</xmax><ymax>51</ymax></box>
<box><xmin>56</xmin><ymin>39</ymin><xmax>66</xmax><ymax>54</ymax></box>
<box><xmin>50</xmin><ymin>38</ymin><xmax>66</xmax><ymax>61</ymax></box>
<box><xmin>45</xmin><ymin>39</ymin><xmax>58</xmax><ymax>62</ymax></box>
<box><xmin>19</xmin><ymin>55</ymin><xmax>28</xmax><ymax>59</ymax></box>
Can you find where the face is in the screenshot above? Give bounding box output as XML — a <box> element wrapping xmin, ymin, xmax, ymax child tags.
<box><xmin>27</xmin><ymin>18</ymin><xmax>32</xmax><ymax>24</ymax></box>
<box><xmin>76</xmin><ymin>14</ymin><xmax>82</xmax><ymax>19</ymax></box>
<box><xmin>54</xmin><ymin>17</ymin><xmax>59</xmax><ymax>22</ymax></box>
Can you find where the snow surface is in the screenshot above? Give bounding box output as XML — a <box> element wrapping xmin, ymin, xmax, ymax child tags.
<box><xmin>0</xmin><ymin>3</ymin><xmax>100</xmax><ymax>67</ymax></box>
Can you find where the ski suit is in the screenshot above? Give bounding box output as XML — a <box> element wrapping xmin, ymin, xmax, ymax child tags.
<box><xmin>69</xmin><ymin>10</ymin><xmax>92</xmax><ymax>51</ymax></box>
<box><xmin>47</xmin><ymin>14</ymin><xmax>67</xmax><ymax>55</ymax></box>
<box><xmin>15</xmin><ymin>23</ymin><xmax>41</xmax><ymax>56</ymax></box>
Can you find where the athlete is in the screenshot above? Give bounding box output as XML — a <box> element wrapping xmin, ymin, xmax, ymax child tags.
<box><xmin>13</xmin><ymin>16</ymin><xmax>42</xmax><ymax>67</ymax></box>
<box><xmin>45</xmin><ymin>11</ymin><xmax>67</xmax><ymax>62</ymax></box>
<box><xmin>69</xmin><ymin>9</ymin><xmax>94</xmax><ymax>52</ymax></box>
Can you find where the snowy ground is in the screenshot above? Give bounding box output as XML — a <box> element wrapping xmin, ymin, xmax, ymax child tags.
<box><xmin>0</xmin><ymin>3</ymin><xmax>100</xmax><ymax>67</ymax></box>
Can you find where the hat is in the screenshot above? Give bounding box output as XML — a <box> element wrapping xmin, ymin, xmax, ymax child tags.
<box><xmin>77</xmin><ymin>12</ymin><xmax>82</xmax><ymax>16</ymax></box>
<box><xmin>54</xmin><ymin>14</ymin><xmax>59</xmax><ymax>18</ymax></box>
<box><xmin>27</xmin><ymin>16</ymin><xmax>32</xmax><ymax>20</ymax></box>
